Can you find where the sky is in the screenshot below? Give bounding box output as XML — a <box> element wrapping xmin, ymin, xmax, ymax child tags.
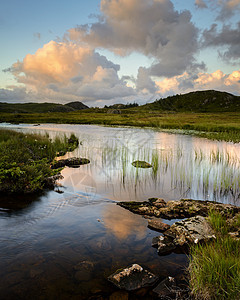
<box><xmin>0</xmin><ymin>0</ymin><xmax>240</xmax><ymax>107</ymax></box>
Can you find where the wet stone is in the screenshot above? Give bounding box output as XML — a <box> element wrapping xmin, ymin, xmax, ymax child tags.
<box><xmin>131</xmin><ymin>161</ymin><xmax>152</xmax><ymax>168</ymax></box>
<box><xmin>51</xmin><ymin>157</ymin><xmax>90</xmax><ymax>169</ymax></box>
<box><xmin>165</xmin><ymin>215</ymin><xmax>216</xmax><ymax>246</ymax></box>
<box><xmin>108</xmin><ymin>264</ymin><xmax>158</xmax><ymax>291</ymax></box>
<box><xmin>152</xmin><ymin>236</ymin><xmax>176</xmax><ymax>255</ymax></box>
<box><xmin>148</xmin><ymin>219</ymin><xmax>170</xmax><ymax>232</ymax></box>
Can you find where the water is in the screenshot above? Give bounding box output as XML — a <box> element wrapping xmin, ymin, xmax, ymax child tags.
<box><xmin>0</xmin><ymin>124</ymin><xmax>239</xmax><ymax>299</ymax></box>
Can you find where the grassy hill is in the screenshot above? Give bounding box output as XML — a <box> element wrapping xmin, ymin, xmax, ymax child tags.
<box><xmin>142</xmin><ymin>90</ymin><xmax>240</xmax><ymax>112</ymax></box>
<box><xmin>0</xmin><ymin>101</ymin><xmax>89</xmax><ymax>113</ymax></box>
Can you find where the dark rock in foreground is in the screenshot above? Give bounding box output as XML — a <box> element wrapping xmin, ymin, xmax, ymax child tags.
<box><xmin>132</xmin><ymin>161</ymin><xmax>152</xmax><ymax>168</ymax></box>
<box><xmin>108</xmin><ymin>264</ymin><xmax>158</xmax><ymax>291</ymax></box>
<box><xmin>118</xmin><ymin>198</ymin><xmax>240</xmax><ymax>219</ymax></box>
<box><xmin>51</xmin><ymin>157</ymin><xmax>90</xmax><ymax>169</ymax></box>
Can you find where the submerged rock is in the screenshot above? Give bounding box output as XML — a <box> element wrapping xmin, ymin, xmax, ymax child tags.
<box><xmin>108</xmin><ymin>264</ymin><xmax>158</xmax><ymax>291</ymax></box>
<box><xmin>51</xmin><ymin>157</ymin><xmax>90</xmax><ymax>169</ymax></box>
<box><xmin>118</xmin><ymin>198</ymin><xmax>240</xmax><ymax>219</ymax></box>
<box><xmin>132</xmin><ymin>161</ymin><xmax>152</xmax><ymax>168</ymax></box>
<box><xmin>152</xmin><ymin>277</ymin><xmax>176</xmax><ymax>298</ymax></box>
<box><xmin>153</xmin><ymin>276</ymin><xmax>189</xmax><ymax>299</ymax></box>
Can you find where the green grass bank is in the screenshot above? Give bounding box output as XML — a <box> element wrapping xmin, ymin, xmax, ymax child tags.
<box><xmin>1</xmin><ymin>110</ymin><xmax>240</xmax><ymax>143</ymax></box>
<box><xmin>0</xmin><ymin>129</ymin><xmax>79</xmax><ymax>193</ymax></box>
<box><xmin>189</xmin><ymin>211</ymin><xmax>240</xmax><ymax>299</ymax></box>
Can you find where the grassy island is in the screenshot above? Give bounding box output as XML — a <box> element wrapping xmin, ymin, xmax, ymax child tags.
<box><xmin>0</xmin><ymin>129</ymin><xmax>79</xmax><ymax>193</ymax></box>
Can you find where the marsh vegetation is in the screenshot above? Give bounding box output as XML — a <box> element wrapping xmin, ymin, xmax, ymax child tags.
<box><xmin>0</xmin><ymin>129</ymin><xmax>79</xmax><ymax>193</ymax></box>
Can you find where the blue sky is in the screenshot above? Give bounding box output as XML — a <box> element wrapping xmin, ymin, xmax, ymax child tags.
<box><xmin>0</xmin><ymin>0</ymin><xmax>240</xmax><ymax>106</ymax></box>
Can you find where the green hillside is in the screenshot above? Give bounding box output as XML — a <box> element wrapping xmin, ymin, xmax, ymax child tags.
<box><xmin>0</xmin><ymin>101</ymin><xmax>89</xmax><ymax>113</ymax></box>
<box><xmin>142</xmin><ymin>90</ymin><xmax>240</xmax><ymax>112</ymax></box>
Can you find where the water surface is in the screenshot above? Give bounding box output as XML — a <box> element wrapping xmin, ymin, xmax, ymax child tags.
<box><xmin>0</xmin><ymin>124</ymin><xmax>239</xmax><ymax>299</ymax></box>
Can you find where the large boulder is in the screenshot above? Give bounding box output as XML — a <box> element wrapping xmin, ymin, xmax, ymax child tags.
<box><xmin>108</xmin><ymin>264</ymin><xmax>158</xmax><ymax>291</ymax></box>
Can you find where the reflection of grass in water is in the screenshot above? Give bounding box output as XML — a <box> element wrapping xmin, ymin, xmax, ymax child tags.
<box><xmin>151</xmin><ymin>150</ymin><xmax>159</xmax><ymax>179</ymax></box>
<box><xmin>99</xmin><ymin>142</ymin><xmax>240</xmax><ymax>203</ymax></box>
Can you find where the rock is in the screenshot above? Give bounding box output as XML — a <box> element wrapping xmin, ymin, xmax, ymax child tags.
<box><xmin>132</xmin><ymin>161</ymin><xmax>152</xmax><ymax>168</ymax></box>
<box><xmin>108</xmin><ymin>264</ymin><xmax>158</xmax><ymax>291</ymax></box>
<box><xmin>149</xmin><ymin>198</ymin><xmax>167</xmax><ymax>208</ymax></box>
<box><xmin>148</xmin><ymin>219</ymin><xmax>170</xmax><ymax>232</ymax></box>
<box><xmin>118</xmin><ymin>198</ymin><xmax>240</xmax><ymax>220</ymax></box>
<box><xmin>165</xmin><ymin>215</ymin><xmax>216</xmax><ymax>246</ymax></box>
<box><xmin>152</xmin><ymin>277</ymin><xmax>177</xmax><ymax>298</ymax></box>
<box><xmin>153</xmin><ymin>215</ymin><xmax>216</xmax><ymax>255</ymax></box>
<box><xmin>152</xmin><ymin>235</ymin><xmax>176</xmax><ymax>255</ymax></box>
<box><xmin>51</xmin><ymin>157</ymin><xmax>90</xmax><ymax>169</ymax></box>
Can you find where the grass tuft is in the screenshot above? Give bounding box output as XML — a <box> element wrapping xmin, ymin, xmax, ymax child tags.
<box><xmin>189</xmin><ymin>211</ymin><xmax>240</xmax><ymax>299</ymax></box>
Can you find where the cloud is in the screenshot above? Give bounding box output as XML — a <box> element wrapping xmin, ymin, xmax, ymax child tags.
<box><xmin>202</xmin><ymin>22</ymin><xmax>240</xmax><ymax>63</ymax></box>
<box><xmin>216</xmin><ymin>0</ymin><xmax>240</xmax><ymax>20</ymax></box>
<box><xmin>156</xmin><ymin>69</ymin><xmax>240</xmax><ymax>97</ymax></box>
<box><xmin>68</xmin><ymin>0</ymin><xmax>201</xmax><ymax>77</ymax></box>
<box><xmin>196</xmin><ymin>0</ymin><xmax>240</xmax><ymax>20</ymax></box>
<box><xmin>136</xmin><ymin>67</ymin><xmax>157</xmax><ymax>94</ymax></box>
<box><xmin>195</xmin><ymin>0</ymin><xmax>208</xmax><ymax>9</ymax></box>
<box><xmin>3</xmin><ymin>40</ymin><xmax>135</xmax><ymax>104</ymax></box>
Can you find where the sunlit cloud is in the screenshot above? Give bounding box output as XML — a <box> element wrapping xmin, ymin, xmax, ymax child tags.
<box><xmin>156</xmin><ymin>69</ymin><xmax>240</xmax><ymax>97</ymax></box>
<box><xmin>3</xmin><ymin>41</ymin><xmax>135</xmax><ymax>104</ymax></box>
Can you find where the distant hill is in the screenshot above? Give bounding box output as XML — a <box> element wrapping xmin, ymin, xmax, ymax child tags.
<box><xmin>65</xmin><ymin>101</ymin><xmax>89</xmax><ymax>110</ymax></box>
<box><xmin>0</xmin><ymin>101</ymin><xmax>89</xmax><ymax>113</ymax></box>
<box><xmin>104</xmin><ymin>103</ymin><xmax>139</xmax><ymax>109</ymax></box>
<box><xmin>142</xmin><ymin>90</ymin><xmax>240</xmax><ymax>112</ymax></box>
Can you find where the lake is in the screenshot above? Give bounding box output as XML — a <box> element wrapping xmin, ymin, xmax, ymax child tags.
<box><xmin>0</xmin><ymin>124</ymin><xmax>239</xmax><ymax>299</ymax></box>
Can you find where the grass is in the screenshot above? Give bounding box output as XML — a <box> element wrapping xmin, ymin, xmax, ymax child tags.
<box><xmin>0</xmin><ymin>129</ymin><xmax>79</xmax><ymax>193</ymax></box>
<box><xmin>0</xmin><ymin>110</ymin><xmax>240</xmax><ymax>143</ymax></box>
<box><xmin>189</xmin><ymin>211</ymin><xmax>240</xmax><ymax>299</ymax></box>
<box><xmin>99</xmin><ymin>141</ymin><xmax>240</xmax><ymax>203</ymax></box>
